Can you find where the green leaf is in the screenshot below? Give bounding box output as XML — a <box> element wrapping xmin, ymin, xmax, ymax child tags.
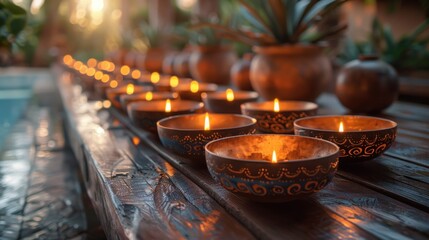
<box><xmin>238</xmin><ymin>0</ymin><xmax>274</xmax><ymax>36</ymax></box>
<box><xmin>7</xmin><ymin>15</ymin><xmax>26</xmax><ymax>36</ymax></box>
<box><xmin>3</xmin><ymin>1</ymin><xmax>26</xmax><ymax>15</ymax></box>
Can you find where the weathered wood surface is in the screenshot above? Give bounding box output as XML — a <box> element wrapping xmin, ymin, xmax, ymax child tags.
<box><xmin>57</xmin><ymin>66</ymin><xmax>429</xmax><ymax>239</ymax></box>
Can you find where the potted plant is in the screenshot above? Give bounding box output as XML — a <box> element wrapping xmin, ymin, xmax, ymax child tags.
<box><xmin>0</xmin><ymin>1</ymin><xmax>26</xmax><ymax>66</ymax></box>
<box><xmin>204</xmin><ymin>0</ymin><xmax>347</xmax><ymax>100</ymax></box>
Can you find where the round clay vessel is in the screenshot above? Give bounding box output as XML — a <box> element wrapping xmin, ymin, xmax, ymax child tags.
<box><xmin>173</xmin><ymin>51</ymin><xmax>192</xmax><ymax>78</ymax></box>
<box><xmin>230</xmin><ymin>53</ymin><xmax>254</xmax><ymax>91</ymax></box>
<box><xmin>189</xmin><ymin>45</ymin><xmax>237</xmax><ymax>85</ymax></box>
<box><xmin>336</xmin><ymin>55</ymin><xmax>399</xmax><ymax>113</ymax></box>
<box><xmin>142</xmin><ymin>48</ymin><xmax>166</xmax><ymax>72</ymax></box>
<box><xmin>162</xmin><ymin>52</ymin><xmax>178</xmax><ymax>75</ymax></box>
<box><xmin>250</xmin><ymin>44</ymin><xmax>332</xmax><ymax>101</ymax></box>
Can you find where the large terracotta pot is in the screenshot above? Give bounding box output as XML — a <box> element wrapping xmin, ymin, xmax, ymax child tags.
<box><xmin>189</xmin><ymin>45</ymin><xmax>237</xmax><ymax>85</ymax></box>
<box><xmin>250</xmin><ymin>45</ymin><xmax>332</xmax><ymax>101</ymax></box>
<box><xmin>173</xmin><ymin>50</ymin><xmax>192</xmax><ymax>78</ymax></box>
<box><xmin>230</xmin><ymin>53</ymin><xmax>254</xmax><ymax>91</ymax></box>
<box><xmin>142</xmin><ymin>48</ymin><xmax>166</xmax><ymax>72</ymax></box>
<box><xmin>336</xmin><ymin>55</ymin><xmax>398</xmax><ymax>113</ymax></box>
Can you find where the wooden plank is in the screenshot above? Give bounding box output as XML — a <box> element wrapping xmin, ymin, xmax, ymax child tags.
<box><xmin>110</xmin><ymin>107</ymin><xmax>429</xmax><ymax>240</ymax></box>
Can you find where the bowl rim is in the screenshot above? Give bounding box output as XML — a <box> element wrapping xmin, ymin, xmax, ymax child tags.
<box><xmin>128</xmin><ymin>100</ymin><xmax>204</xmax><ymax>112</ymax></box>
<box><xmin>157</xmin><ymin>113</ymin><xmax>257</xmax><ymax>131</ymax></box>
<box><xmin>205</xmin><ymin>134</ymin><xmax>340</xmax><ymax>163</ymax></box>
<box><xmin>201</xmin><ymin>91</ymin><xmax>259</xmax><ymax>100</ymax></box>
<box><xmin>241</xmin><ymin>100</ymin><xmax>318</xmax><ymax>112</ymax></box>
<box><xmin>293</xmin><ymin>115</ymin><xmax>398</xmax><ymax>133</ymax></box>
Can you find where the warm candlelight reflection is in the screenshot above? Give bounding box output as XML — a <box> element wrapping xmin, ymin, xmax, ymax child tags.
<box><xmin>126</xmin><ymin>84</ymin><xmax>134</xmax><ymax>95</ymax></box>
<box><xmin>170</xmin><ymin>76</ymin><xmax>179</xmax><ymax>88</ymax></box>
<box><xmin>271</xmin><ymin>150</ymin><xmax>277</xmax><ymax>163</ymax></box>
<box><xmin>226</xmin><ymin>88</ymin><xmax>234</xmax><ymax>102</ymax></box>
<box><xmin>151</xmin><ymin>72</ymin><xmax>160</xmax><ymax>83</ymax></box>
<box><xmin>204</xmin><ymin>112</ymin><xmax>210</xmax><ymax>131</ymax></box>
<box><xmin>274</xmin><ymin>98</ymin><xmax>280</xmax><ymax>112</ymax></box>
<box><xmin>145</xmin><ymin>91</ymin><xmax>153</xmax><ymax>101</ymax></box>
<box><xmin>339</xmin><ymin>121</ymin><xmax>344</xmax><ymax>132</ymax></box>
<box><xmin>101</xmin><ymin>74</ymin><xmax>110</xmax><ymax>83</ymax></box>
<box><xmin>120</xmin><ymin>65</ymin><xmax>130</xmax><ymax>76</ymax></box>
<box><xmin>131</xmin><ymin>70</ymin><xmax>141</xmax><ymax>79</ymax></box>
<box><xmin>94</xmin><ymin>71</ymin><xmax>103</xmax><ymax>80</ymax></box>
<box><xmin>190</xmin><ymin>81</ymin><xmax>199</xmax><ymax>93</ymax></box>
<box><xmin>109</xmin><ymin>80</ymin><xmax>118</xmax><ymax>88</ymax></box>
<box><xmin>132</xmin><ymin>137</ymin><xmax>140</xmax><ymax>145</ymax></box>
<box><xmin>165</xmin><ymin>99</ymin><xmax>171</xmax><ymax>112</ymax></box>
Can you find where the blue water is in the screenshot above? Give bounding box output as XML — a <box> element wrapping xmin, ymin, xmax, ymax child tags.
<box><xmin>0</xmin><ymin>75</ymin><xmax>34</xmax><ymax>149</ymax></box>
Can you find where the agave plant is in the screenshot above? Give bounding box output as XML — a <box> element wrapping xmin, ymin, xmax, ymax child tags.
<box><xmin>197</xmin><ymin>0</ymin><xmax>347</xmax><ymax>46</ymax></box>
<box><xmin>0</xmin><ymin>0</ymin><xmax>26</xmax><ymax>49</ymax></box>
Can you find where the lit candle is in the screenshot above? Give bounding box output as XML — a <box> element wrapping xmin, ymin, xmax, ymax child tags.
<box><xmin>126</xmin><ymin>84</ymin><xmax>134</xmax><ymax>95</ymax></box>
<box><xmin>101</xmin><ymin>74</ymin><xmax>110</xmax><ymax>83</ymax></box>
<box><xmin>131</xmin><ymin>69</ymin><xmax>141</xmax><ymax>80</ymax></box>
<box><xmin>339</xmin><ymin>121</ymin><xmax>344</xmax><ymax>132</ymax></box>
<box><xmin>151</xmin><ymin>72</ymin><xmax>160</xmax><ymax>84</ymax></box>
<box><xmin>170</xmin><ymin>76</ymin><xmax>179</xmax><ymax>88</ymax></box>
<box><xmin>271</xmin><ymin>150</ymin><xmax>277</xmax><ymax>163</ymax></box>
<box><xmin>226</xmin><ymin>88</ymin><xmax>234</xmax><ymax>102</ymax></box>
<box><xmin>204</xmin><ymin>112</ymin><xmax>210</xmax><ymax>130</ymax></box>
<box><xmin>120</xmin><ymin>65</ymin><xmax>130</xmax><ymax>76</ymax></box>
<box><xmin>87</xmin><ymin>58</ymin><xmax>97</xmax><ymax>68</ymax></box>
<box><xmin>145</xmin><ymin>91</ymin><xmax>153</xmax><ymax>101</ymax></box>
<box><xmin>94</xmin><ymin>71</ymin><xmax>103</xmax><ymax>80</ymax></box>
<box><xmin>273</xmin><ymin>98</ymin><xmax>280</xmax><ymax>112</ymax></box>
<box><xmin>190</xmin><ymin>81</ymin><xmax>199</xmax><ymax>93</ymax></box>
<box><xmin>109</xmin><ymin>80</ymin><xmax>118</xmax><ymax>88</ymax></box>
<box><xmin>165</xmin><ymin>99</ymin><xmax>171</xmax><ymax>112</ymax></box>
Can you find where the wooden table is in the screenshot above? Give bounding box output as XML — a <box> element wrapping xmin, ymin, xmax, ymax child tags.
<box><xmin>56</xmin><ymin>67</ymin><xmax>429</xmax><ymax>240</ymax></box>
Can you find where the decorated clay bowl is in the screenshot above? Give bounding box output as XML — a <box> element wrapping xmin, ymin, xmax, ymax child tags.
<box><xmin>127</xmin><ymin>100</ymin><xmax>204</xmax><ymax>133</ymax></box>
<box><xmin>294</xmin><ymin>115</ymin><xmax>397</xmax><ymax>163</ymax></box>
<box><xmin>120</xmin><ymin>92</ymin><xmax>178</xmax><ymax>112</ymax></box>
<box><xmin>157</xmin><ymin>114</ymin><xmax>257</xmax><ymax>165</ymax></box>
<box><xmin>205</xmin><ymin>134</ymin><xmax>339</xmax><ymax>202</ymax></box>
<box><xmin>202</xmin><ymin>91</ymin><xmax>259</xmax><ymax>114</ymax></box>
<box><xmin>241</xmin><ymin>101</ymin><xmax>317</xmax><ymax>133</ymax></box>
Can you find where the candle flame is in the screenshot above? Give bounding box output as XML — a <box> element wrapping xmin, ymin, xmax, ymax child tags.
<box><xmin>131</xmin><ymin>70</ymin><xmax>141</xmax><ymax>79</ymax></box>
<box><xmin>79</xmin><ymin>65</ymin><xmax>88</xmax><ymax>74</ymax></box>
<box><xmin>145</xmin><ymin>92</ymin><xmax>153</xmax><ymax>101</ymax></box>
<box><xmin>170</xmin><ymin>76</ymin><xmax>179</xmax><ymax>88</ymax></box>
<box><xmin>165</xmin><ymin>99</ymin><xmax>171</xmax><ymax>112</ymax></box>
<box><xmin>151</xmin><ymin>72</ymin><xmax>160</xmax><ymax>83</ymax></box>
<box><xmin>272</xmin><ymin>150</ymin><xmax>277</xmax><ymax>163</ymax></box>
<box><xmin>102</xmin><ymin>100</ymin><xmax>111</xmax><ymax>108</ymax></box>
<box><xmin>86</xmin><ymin>67</ymin><xmax>96</xmax><ymax>76</ymax></box>
<box><xmin>73</xmin><ymin>61</ymin><xmax>82</xmax><ymax>70</ymax></box>
<box><xmin>107</xmin><ymin>62</ymin><xmax>115</xmax><ymax>72</ymax></box>
<box><xmin>339</xmin><ymin>121</ymin><xmax>344</xmax><ymax>132</ymax></box>
<box><xmin>120</xmin><ymin>65</ymin><xmax>130</xmax><ymax>76</ymax></box>
<box><xmin>94</xmin><ymin>71</ymin><xmax>103</xmax><ymax>80</ymax></box>
<box><xmin>274</xmin><ymin>98</ymin><xmax>280</xmax><ymax>112</ymax></box>
<box><xmin>87</xmin><ymin>58</ymin><xmax>97</xmax><ymax>68</ymax></box>
<box><xmin>101</xmin><ymin>74</ymin><xmax>110</xmax><ymax>83</ymax></box>
<box><xmin>190</xmin><ymin>81</ymin><xmax>199</xmax><ymax>93</ymax></box>
<box><xmin>226</xmin><ymin>88</ymin><xmax>234</xmax><ymax>102</ymax></box>
<box><xmin>109</xmin><ymin>80</ymin><xmax>118</xmax><ymax>88</ymax></box>
<box><xmin>126</xmin><ymin>84</ymin><xmax>134</xmax><ymax>95</ymax></box>
<box><xmin>63</xmin><ymin>55</ymin><xmax>73</xmax><ymax>66</ymax></box>
<box><xmin>204</xmin><ymin>112</ymin><xmax>210</xmax><ymax>131</ymax></box>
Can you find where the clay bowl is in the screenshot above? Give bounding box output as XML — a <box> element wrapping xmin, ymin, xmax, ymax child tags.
<box><xmin>202</xmin><ymin>91</ymin><xmax>259</xmax><ymax>114</ymax></box>
<box><xmin>120</xmin><ymin>92</ymin><xmax>178</xmax><ymax>112</ymax></box>
<box><xmin>294</xmin><ymin>115</ymin><xmax>397</xmax><ymax>163</ymax></box>
<box><xmin>205</xmin><ymin>134</ymin><xmax>339</xmax><ymax>202</ymax></box>
<box><xmin>154</xmin><ymin>77</ymin><xmax>192</xmax><ymax>92</ymax></box>
<box><xmin>106</xmin><ymin>85</ymin><xmax>153</xmax><ymax>110</ymax></box>
<box><xmin>157</xmin><ymin>113</ymin><xmax>257</xmax><ymax>165</ymax></box>
<box><xmin>241</xmin><ymin>101</ymin><xmax>317</xmax><ymax>133</ymax></box>
<box><xmin>127</xmin><ymin>100</ymin><xmax>204</xmax><ymax>133</ymax></box>
<box><xmin>174</xmin><ymin>82</ymin><xmax>218</xmax><ymax>101</ymax></box>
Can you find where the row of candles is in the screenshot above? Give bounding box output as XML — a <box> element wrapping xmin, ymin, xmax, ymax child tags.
<box><xmin>63</xmin><ymin>54</ymin><xmax>397</xmax><ymax>202</ymax></box>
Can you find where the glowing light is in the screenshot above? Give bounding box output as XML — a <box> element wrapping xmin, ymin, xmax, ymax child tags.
<box><xmin>170</xmin><ymin>76</ymin><xmax>179</xmax><ymax>88</ymax></box>
<box><xmin>73</xmin><ymin>61</ymin><xmax>82</xmax><ymax>70</ymax></box>
<box><xmin>94</xmin><ymin>71</ymin><xmax>103</xmax><ymax>80</ymax></box>
<box><xmin>204</xmin><ymin>112</ymin><xmax>210</xmax><ymax>131</ymax></box>
<box><xmin>145</xmin><ymin>92</ymin><xmax>153</xmax><ymax>101</ymax></box>
<box><xmin>132</xmin><ymin>137</ymin><xmax>140</xmax><ymax>145</ymax></box>
<box><xmin>272</xmin><ymin>150</ymin><xmax>277</xmax><ymax>163</ymax></box>
<box><xmin>102</xmin><ymin>100</ymin><xmax>111</xmax><ymax>108</ymax></box>
<box><xmin>126</xmin><ymin>84</ymin><xmax>134</xmax><ymax>95</ymax></box>
<box><xmin>86</xmin><ymin>67</ymin><xmax>96</xmax><ymax>76</ymax></box>
<box><xmin>226</xmin><ymin>88</ymin><xmax>234</xmax><ymax>102</ymax></box>
<box><xmin>339</xmin><ymin>122</ymin><xmax>344</xmax><ymax>132</ymax></box>
<box><xmin>120</xmin><ymin>65</ymin><xmax>130</xmax><ymax>76</ymax></box>
<box><xmin>190</xmin><ymin>81</ymin><xmax>199</xmax><ymax>93</ymax></box>
<box><xmin>99</xmin><ymin>61</ymin><xmax>108</xmax><ymax>70</ymax></box>
<box><xmin>274</xmin><ymin>98</ymin><xmax>280</xmax><ymax>112</ymax></box>
<box><xmin>107</xmin><ymin>62</ymin><xmax>115</xmax><ymax>72</ymax></box>
<box><xmin>63</xmin><ymin>55</ymin><xmax>73</xmax><ymax>66</ymax></box>
<box><xmin>151</xmin><ymin>72</ymin><xmax>160</xmax><ymax>83</ymax></box>
<box><xmin>109</xmin><ymin>80</ymin><xmax>118</xmax><ymax>88</ymax></box>
<box><xmin>165</xmin><ymin>99</ymin><xmax>171</xmax><ymax>112</ymax></box>
<box><xmin>30</xmin><ymin>0</ymin><xmax>45</xmax><ymax>14</ymax></box>
<box><xmin>87</xmin><ymin>58</ymin><xmax>97</xmax><ymax>68</ymax></box>
<box><xmin>101</xmin><ymin>74</ymin><xmax>110</xmax><ymax>83</ymax></box>
<box><xmin>79</xmin><ymin>65</ymin><xmax>88</xmax><ymax>74</ymax></box>
<box><xmin>131</xmin><ymin>70</ymin><xmax>141</xmax><ymax>79</ymax></box>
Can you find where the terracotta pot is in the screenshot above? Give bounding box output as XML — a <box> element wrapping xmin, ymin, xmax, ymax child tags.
<box><xmin>336</xmin><ymin>55</ymin><xmax>399</xmax><ymax>113</ymax></box>
<box><xmin>142</xmin><ymin>48</ymin><xmax>166</xmax><ymax>72</ymax></box>
<box><xmin>189</xmin><ymin>45</ymin><xmax>237</xmax><ymax>85</ymax></box>
<box><xmin>230</xmin><ymin>53</ymin><xmax>254</xmax><ymax>91</ymax></box>
<box><xmin>250</xmin><ymin>45</ymin><xmax>332</xmax><ymax>101</ymax></box>
<box><xmin>173</xmin><ymin>51</ymin><xmax>192</xmax><ymax>78</ymax></box>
